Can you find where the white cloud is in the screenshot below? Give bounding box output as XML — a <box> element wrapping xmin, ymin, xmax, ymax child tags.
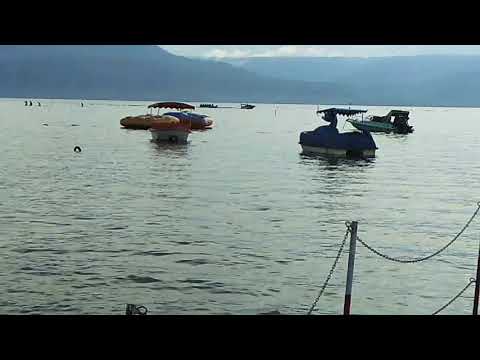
<box><xmin>160</xmin><ymin>45</ymin><xmax>480</xmax><ymax>59</ymax></box>
<box><xmin>203</xmin><ymin>45</ymin><xmax>349</xmax><ymax>59</ymax></box>
<box><xmin>205</xmin><ymin>48</ymin><xmax>252</xmax><ymax>59</ymax></box>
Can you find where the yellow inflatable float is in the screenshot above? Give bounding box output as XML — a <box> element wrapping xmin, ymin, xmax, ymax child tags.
<box><xmin>120</xmin><ymin>115</ymin><xmax>158</xmax><ymax>129</ymax></box>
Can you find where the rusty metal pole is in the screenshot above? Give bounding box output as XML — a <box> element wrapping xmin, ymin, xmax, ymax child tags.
<box><xmin>343</xmin><ymin>221</ymin><xmax>358</xmax><ymax>315</ymax></box>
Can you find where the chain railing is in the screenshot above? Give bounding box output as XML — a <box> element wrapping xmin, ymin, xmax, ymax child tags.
<box><xmin>305</xmin><ymin>202</ymin><xmax>479</xmax><ymax>316</ymax></box>
<box><xmin>432</xmin><ymin>278</ymin><xmax>476</xmax><ymax>315</ymax></box>
<box><xmin>306</xmin><ymin>222</ymin><xmax>351</xmax><ymax>315</ymax></box>
<box><xmin>356</xmin><ymin>202</ymin><xmax>480</xmax><ymax>264</ymax></box>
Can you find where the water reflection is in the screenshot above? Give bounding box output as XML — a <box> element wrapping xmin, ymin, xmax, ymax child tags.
<box><xmin>384</xmin><ymin>133</ymin><xmax>411</xmax><ymax>142</ymax></box>
<box><xmin>149</xmin><ymin>141</ymin><xmax>191</xmax><ymax>159</ymax></box>
<box><xmin>298</xmin><ymin>153</ymin><xmax>375</xmax><ymax>200</ymax></box>
<box><xmin>299</xmin><ymin>153</ymin><xmax>376</xmax><ymax>169</ymax></box>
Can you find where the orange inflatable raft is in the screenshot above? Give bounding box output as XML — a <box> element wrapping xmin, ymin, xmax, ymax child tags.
<box><xmin>120</xmin><ymin>115</ymin><xmax>159</xmax><ymax>129</ymax></box>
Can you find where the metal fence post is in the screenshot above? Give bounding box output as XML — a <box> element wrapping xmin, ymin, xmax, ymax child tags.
<box><xmin>473</xmin><ymin>236</ymin><xmax>480</xmax><ymax>315</ymax></box>
<box><xmin>344</xmin><ymin>221</ymin><xmax>358</xmax><ymax>315</ymax></box>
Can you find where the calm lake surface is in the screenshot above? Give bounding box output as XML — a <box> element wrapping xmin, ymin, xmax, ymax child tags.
<box><xmin>1</xmin><ymin>98</ymin><xmax>479</xmax><ymax>315</ymax></box>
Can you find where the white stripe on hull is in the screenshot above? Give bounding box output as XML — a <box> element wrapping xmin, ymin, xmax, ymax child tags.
<box><xmin>300</xmin><ymin>145</ymin><xmax>375</xmax><ymax>158</ymax></box>
<box><xmin>150</xmin><ymin>130</ymin><xmax>190</xmax><ymax>144</ymax></box>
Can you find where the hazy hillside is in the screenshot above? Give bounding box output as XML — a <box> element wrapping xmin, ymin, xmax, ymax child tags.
<box><xmin>0</xmin><ymin>45</ymin><xmax>351</xmax><ymax>104</ymax></box>
<box><xmin>224</xmin><ymin>55</ymin><xmax>480</xmax><ymax>107</ymax></box>
<box><xmin>3</xmin><ymin>46</ymin><xmax>478</xmax><ymax>106</ymax></box>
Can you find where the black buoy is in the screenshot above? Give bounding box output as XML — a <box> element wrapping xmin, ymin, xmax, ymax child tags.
<box><xmin>168</xmin><ymin>135</ymin><xmax>179</xmax><ymax>143</ymax></box>
<box><xmin>74</xmin><ymin>146</ymin><xmax>82</xmax><ymax>153</ymax></box>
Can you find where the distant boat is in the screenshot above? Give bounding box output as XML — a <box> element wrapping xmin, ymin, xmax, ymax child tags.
<box><xmin>348</xmin><ymin>110</ymin><xmax>414</xmax><ymax>134</ymax></box>
<box><xmin>241</xmin><ymin>104</ymin><xmax>255</xmax><ymax>110</ymax></box>
<box><xmin>299</xmin><ymin>108</ymin><xmax>377</xmax><ymax>158</ymax></box>
<box><xmin>199</xmin><ymin>103</ymin><xmax>218</xmax><ymax>108</ymax></box>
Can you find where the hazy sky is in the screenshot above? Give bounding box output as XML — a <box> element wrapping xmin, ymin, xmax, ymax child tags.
<box><xmin>160</xmin><ymin>45</ymin><xmax>480</xmax><ymax>58</ymax></box>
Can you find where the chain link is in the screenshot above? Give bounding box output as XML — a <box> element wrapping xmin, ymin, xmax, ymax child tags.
<box><xmin>307</xmin><ymin>222</ymin><xmax>351</xmax><ymax>315</ymax></box>
<box><xmin>432</xmin><ymin>278</ymin><xmax>476</xmax><ymax>315</ymax></box>
<box><xmin>356</xmin><ymin>202</ymin><xmax>480</xmax><ymax>264</ymax></box>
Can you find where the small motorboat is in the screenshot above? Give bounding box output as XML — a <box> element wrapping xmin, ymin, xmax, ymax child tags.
<box><xmin>147</xmin><ymin>101</ymin><xmax>213</xmax><ymax>130</ymax></box>
<box><xmin>120</xmin><ymin>102</ymin><xmax>197</xmax><ymax>130</ymax></box>
<box><xmin>299</xmin><ymin>108</ymin><xmax>378</xmax><ymax>158</ymax></box>
<box><xmin>348</xmin><ymin>110</ymin><xmax>413</xmax><ymax>134</ymax></box>
<box><xmin>164</xmin><ymin>111</ymin><xmax>213</xmax><ymax>130</ymax></box>
<box><xmin>241</xmin><ymin>103</ymin><xmax>255</xmax><ymax>110</ymax></box>
<box><xmin>149</xmin><ymin>115</ymin><xmax>191</xmax><ymax>144</ymax></box>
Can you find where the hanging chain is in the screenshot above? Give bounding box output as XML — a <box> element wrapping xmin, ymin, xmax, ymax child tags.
<box><xmin>432</xmin><ymin>278</ymin><xmax>476</xmax><ymax>315</ymax></box>
<box><xmin>356</xmin><ymin>202</ymin><xmax>480</xmax><ymax>264</ymax></box>
<box><xmin>307</xmin><ymin>222</ymin><xmax>351</xmax><ymax>315</ymax></box>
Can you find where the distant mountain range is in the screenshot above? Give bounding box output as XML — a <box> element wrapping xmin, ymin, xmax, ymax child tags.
<box><xmin>1</xmin><ymin>46</ymin><xmax>480</xmax><ymax>107</ymax></box>
<box><xmin>223</xmin><ymin>55</ymin><xmax>480</xmax><ymax>107</ymax></box>
<box><xmin>0</xmin><ymin>45</ymin><xmax>350</xmax><ymax>104</ymax></box>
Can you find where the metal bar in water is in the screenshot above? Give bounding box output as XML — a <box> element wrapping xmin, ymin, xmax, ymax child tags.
<box><xmin>344</xmin><ymin>221</ymin><xmax>358</xmax><ymax>315</ymax></box>
<box><xmin>473</xmin><ymin>235</ymin><xmax>480</xmax><ymax>315</ymax></box>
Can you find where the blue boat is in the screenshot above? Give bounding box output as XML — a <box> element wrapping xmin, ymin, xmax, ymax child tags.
<box><xmin>163</xmin><ymin>112</ymin><xmax>213</xmax><ymax>130</ymax></box>
<box><xmin>299</xmin><ymin>108</ymin><xmax>378</xmax><ymax>158</ymax></box>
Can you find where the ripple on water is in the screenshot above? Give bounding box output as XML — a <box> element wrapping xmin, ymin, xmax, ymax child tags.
<box><xmin>125</xmin><ymin>275</ymin><xmax>163</xmax><ymax>283</ymax></box>
<box><xmin>1</xmin><ymin>102</ymin><xmax>479</xmax><ymax>314</ymax></box>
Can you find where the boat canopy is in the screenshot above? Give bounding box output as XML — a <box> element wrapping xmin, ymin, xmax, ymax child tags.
<box><xmin>385</xmin><ymin>110</ymin><xmax>409</xmax><ymax>118</ymax></box>
<box><xmin>316</xmin><ymin>108</ymin><xmax>367</xmax><ymax>116</ymax></box>
<box><xmin>148</xmin><ymin>102</ymin><xmax>195</xmax><ymax>110</ymax></box>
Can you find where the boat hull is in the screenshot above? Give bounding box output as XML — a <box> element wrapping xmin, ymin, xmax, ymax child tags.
<box><xmin>348</xmin><ymin>120</ymin><xmax>394</xmax><ymax>133</ymax></box>
<box><xmin>150</xmin><ymin>129</ymin><xmax>190</xmax><ymax>144</ymax></box>
<box><xmin>299</xmin><ymin>125</ymin><xmax>377</xmax><ymax>158</ymax></box>
<box><xmin>301</xmin><ymin>145</ymin><xmax>376</xmax><ymax>158</ymax></box>
<box><xmin>348</xmin><ymin>119</ymin><xmax>413</xmax><ymax>134</ymax></box>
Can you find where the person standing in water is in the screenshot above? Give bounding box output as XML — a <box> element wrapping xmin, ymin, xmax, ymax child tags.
<box><xmin>29</xmin><ymin>101</ymin><xmax>32</xmax><ymax>106</ymax></box>
<box><xmin>38</xmin><ymin>102</ymin><xmax>41</xmax><ymax>106</ymax></box>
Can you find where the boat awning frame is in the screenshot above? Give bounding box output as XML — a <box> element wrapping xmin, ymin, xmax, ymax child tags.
<box><xmin>148</xmin><ymin>102</ymin><xmax>195</xmax><ymax>110</ymax></box>
<box><xmin>316</xmin><ymin>108</ymin><xmax>368</xmax><ymax>116</ymax></box>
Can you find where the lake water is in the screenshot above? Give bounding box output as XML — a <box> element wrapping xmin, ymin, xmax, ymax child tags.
<box><xmin>1</xmin><ymin>98</ymin><xmax>479</xmax><ymax>315</ymax></box>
